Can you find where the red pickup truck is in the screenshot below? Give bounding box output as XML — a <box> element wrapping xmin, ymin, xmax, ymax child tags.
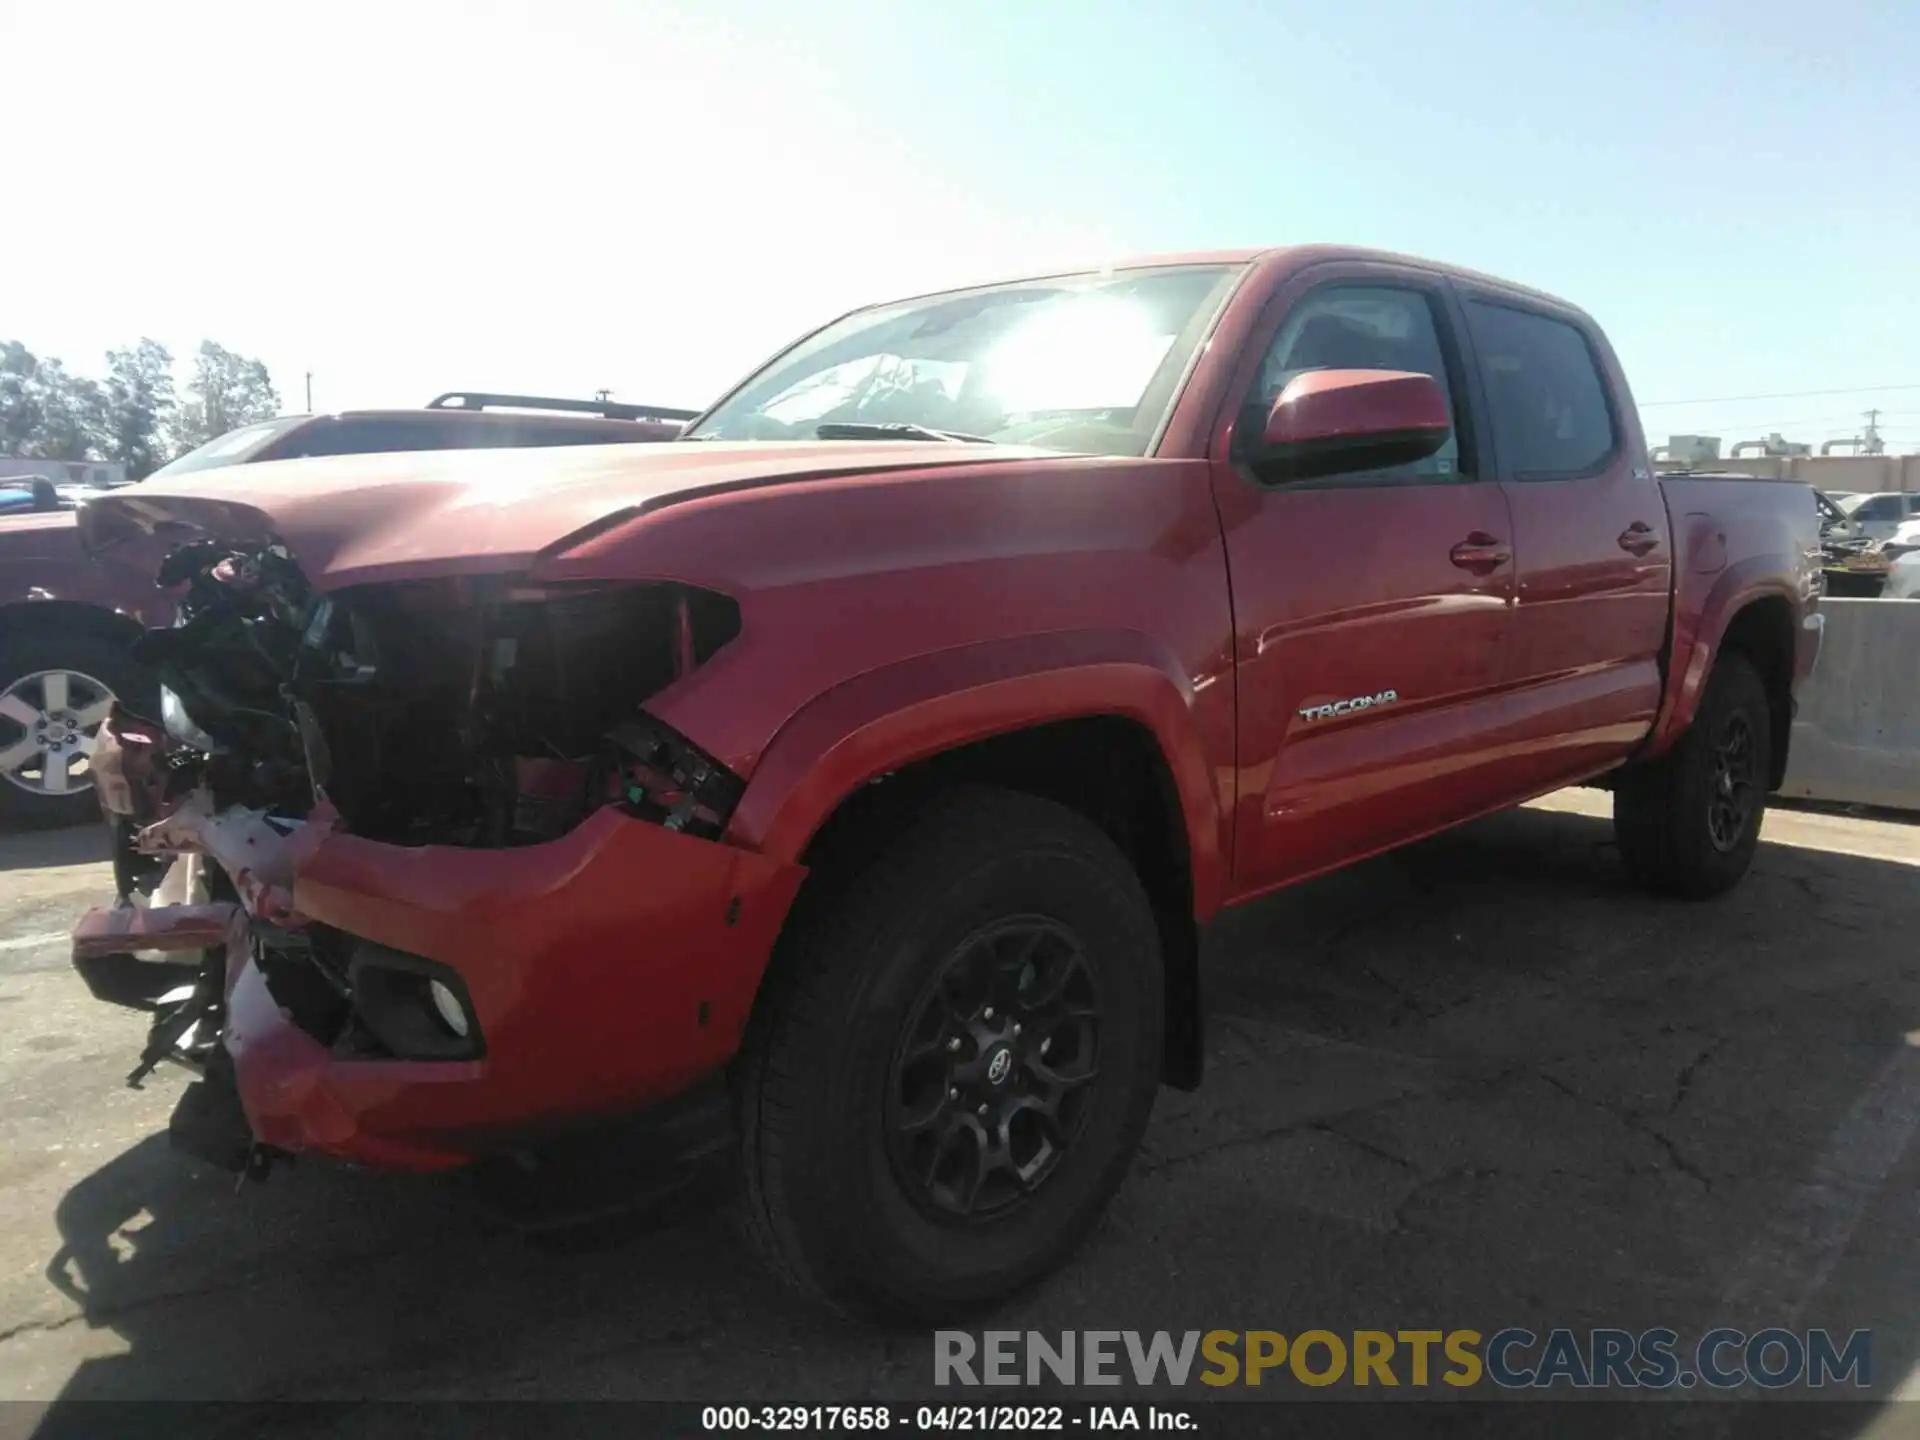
<box><xmin>73</xmin><ymin>246</ymin><xmax>1822</xmax><ymax>1320</ymax></box>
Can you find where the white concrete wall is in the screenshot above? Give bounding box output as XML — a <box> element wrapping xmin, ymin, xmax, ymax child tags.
<box><xmin>1781</xmin><ymin>598</ymin><xmax>1920</xmax><ymax>812</ymax></box>
<box><xmin>1657</xmin><ymin>454</ymin><xmax>1920</xmax><ymax>493</ymax></box>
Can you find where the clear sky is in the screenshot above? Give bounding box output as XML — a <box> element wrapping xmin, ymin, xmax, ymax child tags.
<box><xmin>4</xmin><ymin>0</ymin><xmax>1917</xmax><ymax>452</ymax></box>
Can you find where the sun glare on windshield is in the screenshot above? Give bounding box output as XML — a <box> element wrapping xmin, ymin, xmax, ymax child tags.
<box><xmin>979</xmin><ymin>297</ymin><xmax>1178</xmax><ymax>415</ymax></box>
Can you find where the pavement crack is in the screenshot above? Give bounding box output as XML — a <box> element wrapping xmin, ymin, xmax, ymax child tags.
<box><xmin>1358</xmin><ymin>960</ymin><xmax>1444</xmax><ymax>1023</ymax></box>
<box><xmin>1390</xmin><ymin>1162</ymin><xmax>1502</xmax><ymax>1234</ymax></box>
<box><xmin>1527</xmin><ymin>1064</ymin><xmax>1716</xmax><ymax>1189</ymax></box>
<box><xmin>1785</xmin><ymin>872</ymin><xmax>1869</xmax><ymax>932</ymax></box>
<box><xmin>1303</xmin><ymin>1120</ymin><xmax>1419</xmax><ymax>1172</ymax></box>
<box><xmin>1138</xmin><ymin>1121</ymin><xmax>1315</xmax><ymax>1175</ymax></box>
<box><xmin>1664</xmin><ymin>1039</ymin><xmax>1723</xmax><ymax>1117</ymax></box>
<box><xmin>1632</xmin><ymin>1120</ymin><xmax>1715</xmax><ymax>1190</ymax></box>
<box><xmin>0</xmin><ymin>1311</ymin><xmax>89</xmax><ymax>1346</ymax></box>
<box><xmin>1140</xmin><ymin>1099</ymin><xmax>1426</xmax><ymax>1177</ymax></box>
<box><xmin>32</xmin><ymin>1233</ymin><xmax>439</xmax><ymax>1339</ymax></box>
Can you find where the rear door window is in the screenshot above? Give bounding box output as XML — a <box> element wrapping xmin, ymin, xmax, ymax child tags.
<box><xmin>1465</xmin><ymin>302</ymin><xmax>1616</xmax><ymax>480</ymax></box>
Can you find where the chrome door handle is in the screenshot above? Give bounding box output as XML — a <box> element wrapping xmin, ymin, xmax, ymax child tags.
<box><xmin>1449</xmin><ymin>533</ymin><xmax>1511</xmax><ymax>574</ymax></box>
<box><xmin>1619</xmin><ymin>522</ymin><xmax>1660</xmax><ymax>556</ymax></box>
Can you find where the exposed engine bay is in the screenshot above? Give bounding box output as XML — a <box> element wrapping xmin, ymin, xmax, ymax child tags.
<box><xmin>73</xmin><ymin>536</ymin><xmax>750</xmax><ymax>1163</ymax></box>
<box><xmin>129</xmin><ymin>537</ymin><xmax>745</xmax><ymax>848</ymax></box>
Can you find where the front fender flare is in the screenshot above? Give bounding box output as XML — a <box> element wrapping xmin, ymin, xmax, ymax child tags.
<box><xmin>726</xmin><ymin>629</ymin><xmax>1230</xmax><ymax>919</ymax></box>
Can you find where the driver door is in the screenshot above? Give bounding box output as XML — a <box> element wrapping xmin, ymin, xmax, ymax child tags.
<box><xmin>1212</xmin><ymin>265</ymin><xmax>1521</xmax><ymax>895</ymax></box>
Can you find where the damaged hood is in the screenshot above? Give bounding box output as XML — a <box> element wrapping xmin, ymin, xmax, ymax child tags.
<box><xmin>79</xmin><ymin>439</ymin><xmax>1056</xmax><ymax>591</ymax></box>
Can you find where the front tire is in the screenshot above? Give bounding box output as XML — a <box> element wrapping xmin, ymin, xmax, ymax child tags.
<box><xmin>1614</xmin><ymin>652</ymin><xmax>1772</xmax><ymax>899</ymax></box>
<box><xmin>735</xmin><ymin>786</ymin><xmax>1164</xmax><ymax>1321</ymax></box>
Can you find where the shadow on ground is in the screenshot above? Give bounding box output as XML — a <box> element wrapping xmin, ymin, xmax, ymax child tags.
<box><xmin>22</xmin><ymin>803</ymin><xmax>1920</xmax><ymax>1436</ymax></box>
<box><xmin>0</xmin><ymin>822</ymin><xmax>109</xmax><ymax>874</ymax></box>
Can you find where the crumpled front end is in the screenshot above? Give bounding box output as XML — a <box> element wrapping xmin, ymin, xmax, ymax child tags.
<box><xmin>75</xmin><ymin>533</ymin><xmax>802</xmax><ymax>1173</ymax></box>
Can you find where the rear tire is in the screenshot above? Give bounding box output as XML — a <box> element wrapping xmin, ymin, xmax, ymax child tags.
<box><xmin>734</xmin><ymin>786</ymin><xmax>1164</xmax><ymax>1321</ymax></box>
<box><xmin>1614</xmin><ymin>652</ymin><xmax>1772</xmax><ymax>899</ymax></box>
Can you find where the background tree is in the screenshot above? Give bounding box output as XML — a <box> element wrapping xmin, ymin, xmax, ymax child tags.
<box><xmin>98</xmin><ymin>339</ymin><xmax>177</xmax><ymax>478</ymax></box>
<box><xmin>172</xmin><ymin>341</ymin><xmax>280</xmax><ymax>454</ymax></box>
<box><xmin>2</xmin><ymin>337</ymin><xmax>278</xmax><ymax>471</ymax></box>
<box><xmin>22</xmin><ymin>358</ymin><xmax>106</xmax><ymax>460</ymax></box>
<box><xmin>0</xmin><ymin>342</ymin><xmax>43</xmax><ymax>455</ymax></box>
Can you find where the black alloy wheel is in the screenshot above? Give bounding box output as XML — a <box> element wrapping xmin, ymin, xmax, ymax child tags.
<box><xmin>1705</xmin><ymin>712</ymin><xmax>1758</xmax><ymax>854</ymax></box>
<box><xmin>886</xmin><ymin>917</ymin><xmax>1100</xmax><ymax>1221</ymax></box>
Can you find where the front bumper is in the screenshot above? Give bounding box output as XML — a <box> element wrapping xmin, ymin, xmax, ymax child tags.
<box><xmin>246</xmin><ymin>807</ymin><xmax>803</xmax><ymax>1169</ymax></box>
<box><xmin>80</xmin><ymin>786</ymin><xmax>805</xmax><ymax>1171</ymax></box>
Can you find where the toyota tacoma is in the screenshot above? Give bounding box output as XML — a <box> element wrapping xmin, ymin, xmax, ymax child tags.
<box><xmin>71</xmin><ymin>246</ymin><xmax>1823</xmax><ymax>1319</ymax></box>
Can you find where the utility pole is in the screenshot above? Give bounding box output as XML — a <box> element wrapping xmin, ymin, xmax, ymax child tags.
<box><xmin>1862</xmin><ymin>408</ymin><xmax>1884</xmax><ymax>455</ymax></box>
<box><xmin>305</xmin><ymin>372</ymin><xmax>314</xmax><ymax>412</ymax></box>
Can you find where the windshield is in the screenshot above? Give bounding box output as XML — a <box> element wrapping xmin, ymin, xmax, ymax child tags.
<box><xmin>687</xmin><ymin>264</ymin><xmax>1245</xmax><ymax>457</ymax></box>
<box><xmin>147</xmin><ymin>415</ymin><xmax>310</xmax><ymax>480</ymax></box>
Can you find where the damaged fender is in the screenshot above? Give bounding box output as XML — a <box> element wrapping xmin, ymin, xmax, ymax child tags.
<box><xmin>728</xmin><ymin>629</ymin><xmax>1231</xmax><ymax>919</ymax></box>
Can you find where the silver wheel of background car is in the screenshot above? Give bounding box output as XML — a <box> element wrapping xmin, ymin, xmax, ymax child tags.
<box><xmin>0</xmin><ymin>668</ymin><xmax>116</xmax><ymax>798</ymax></box>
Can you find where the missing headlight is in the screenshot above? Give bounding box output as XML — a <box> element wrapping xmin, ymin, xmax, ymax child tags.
<box><xmin>606</xmin><ymin>714</ymin><xmax>745</xmax><ymax>840</ymax></box>
<box><xmin>159</xmin><ymin>686</ymin><xmax>216</xmax><ymax>750</ymax></box>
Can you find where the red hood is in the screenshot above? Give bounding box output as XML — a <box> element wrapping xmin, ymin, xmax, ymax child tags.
<box><xmin>78</xmin><ymin>439</ymin><xmax>1058</xmax><ymax>591</ymax></box>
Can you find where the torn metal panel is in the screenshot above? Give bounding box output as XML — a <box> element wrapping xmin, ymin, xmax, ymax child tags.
<box><xmin>135</xmin><ymin>791</ymin><xmax>339</xmax><ymax>926</ymax></box>
<box><xmin>71</xmin><ymin>902</ymin><xmax>239</xmax><ymax>960</ymax></box>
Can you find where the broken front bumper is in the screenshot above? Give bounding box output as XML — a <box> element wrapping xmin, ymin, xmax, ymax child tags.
<box><xmin>241</xmin><ymin>808</ymin><xmax>804</xmax><ymax>1169</ymax></box>
<box><xmin>78</xmin><ymin>789</ymin><xmax>805</xmax><ymax>1172</ymax></box>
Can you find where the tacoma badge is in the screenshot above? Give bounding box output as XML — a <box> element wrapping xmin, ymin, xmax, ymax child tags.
<box><xmin>1298</xmin><ymin>689</ymin><xmax>1399</xmax><ymax>723</ymax></box>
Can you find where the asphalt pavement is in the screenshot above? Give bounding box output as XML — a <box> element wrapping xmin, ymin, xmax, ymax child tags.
<box><xmin>1</xmin><ymin>793</ymin><xmax>1918</xmax><ymax>1435</ymax></box>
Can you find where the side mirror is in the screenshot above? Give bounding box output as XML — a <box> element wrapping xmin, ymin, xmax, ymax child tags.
<box><xmin>1255</xmin><ymin>369</ymin><xmax>1451</xmax><ymax>482</ymax></box>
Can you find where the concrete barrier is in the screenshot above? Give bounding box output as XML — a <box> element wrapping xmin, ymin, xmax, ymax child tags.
<box><xmin>1780</xmin><ymin>597</ymin><xmax>1920</xmax><ymax>812</ymax></box>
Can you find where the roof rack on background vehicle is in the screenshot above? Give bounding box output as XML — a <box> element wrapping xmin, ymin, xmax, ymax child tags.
<box><xmin>425</xmin><ymin>392</ymin><xmax>700</xmax><ymax>424</ymax></box>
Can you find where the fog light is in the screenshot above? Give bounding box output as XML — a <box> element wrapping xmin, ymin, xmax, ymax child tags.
<box><xmin>347</xmin><ymin>942</ymin><xmax>484</xmax><ymax>1060</ymax></box>
<box><xmin>429</xmin><ymin>979</ymin><xmax>470</xmax><ymax>1038</ymax></box>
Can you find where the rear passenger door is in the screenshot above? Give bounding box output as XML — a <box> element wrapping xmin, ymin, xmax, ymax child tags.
<box><xmin>1457</xmin><ymin>292</ymin><xmax>1672</xmax><ymax>786</ymax></box>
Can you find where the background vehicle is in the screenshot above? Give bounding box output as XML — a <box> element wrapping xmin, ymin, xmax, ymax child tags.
<box><xmin>1816</xmin><ymin>487</ymin><xmax>1887</xmax><ymax>597</ymax></box>
<box><xmin>74</xmin><ymin>246</ymin><xmax>1821</xmax><ymax>1319</ymax></box>
<box><xmin>0</xmin><ymin>393</ymin><xmax>697</xmax><ymax>827</ymax></box>
<box><xmin>1882</xmin><ymin>517</ymin><xmax>1920</xmax><ymax>599</ymax></box>
<box><xmin>149</xmin><ymin>392</ymin><xmax>695</xmax><ymax>478</ymax></box>
<box><xmin>1833</xmin><ymin>490</ymin><xmax>1920</xmax><ymax>543</ymax></box>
